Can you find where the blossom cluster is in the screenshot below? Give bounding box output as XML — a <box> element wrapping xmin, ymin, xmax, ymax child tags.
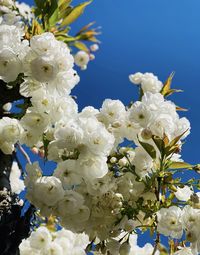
<box><xmin>22</xmin><ymin>68</ymin><xmax>192</xmax><ymax>252</ymax></box>
<box><xmin>157</xmin><ymin>203</ymin><xmax>200</xmax><ymax>255</ymax></box>
<box><xmin>19</xmin><ymin>225</ymin><xmax>90</xmax><ymax>255</ymax></box>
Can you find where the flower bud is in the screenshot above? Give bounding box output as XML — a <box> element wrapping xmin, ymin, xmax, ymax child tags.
<box><xmin>141</xmin><ymin>128</ymin><xmax>152</xmax><ymax>140</ymax></box>
<box><xmin>39</xmin><ymin>149</ymin><xmax>45</xmax><ymax>158</ymax></box>
<box><xmin>118</xmin><ymin>157</ymin><xmax>128</xmax><ymax>167</ymax></box>
<box><xmin>190</xmin><ymin>193</ymin><xmax>200</xmax><ymax>204</ymax></box>
<box><xmin>90</xmin><ymin>54</ymin><xmax>95</xmax><ymax>60</ymax></box>
<box><xmin>119</xmin><ymin>147</ymin><xmax>127</xmax><ymax>154</ymax></box>
<box><xmin>3</xmin><ymin>102</ymin><xmax>12</xmax><ymax>111</ymax></box>
<box><xmin>31</xmin><ymin>147</ymin><xmax>39</xmax><ymax>154</ymax></box>
<box><xmin>186</xmin><ymin>229</ymin><xmax>198</xmax><ymax>243</ymax></box>
<box><xmin>193</xmin><ymin>164</ymin><xmax>200</xmax><ymax>173</ymax></box>
<box><xmin>90</xmin><ymin>44</ymin><xmax>99</xmax><ymax>52</ymax></box>
<box><xmin>126</xmin><ymin>150</ymin><xmax>135</xmax><ymax>161</ymax></box>
<box><xmin>110</xmin><ymin>157</ymin><xmax>117</xmax><ymax>163</ymax></box>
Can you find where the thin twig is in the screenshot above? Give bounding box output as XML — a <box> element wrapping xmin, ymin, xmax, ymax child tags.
<box><xmin>16</xmin><ymin>143</ymin><xmax>32</xmax><ymax>165</ymax></box>
<box><xmin>152</xmin><ymin>232</ymin><xmax>160</xmax><ymax>255</ymax></box>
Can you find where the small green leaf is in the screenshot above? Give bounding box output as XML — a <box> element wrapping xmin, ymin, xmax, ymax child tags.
<box><xmin>34</xmin><ymin>0</ymin><xmax>44</xmax><ymax>9</ymax></box>
<box><xmin>169</xmin><ymin>161</ymin><xmax>193</xmax><ymax>170</ymax></box>
<box><xmin>139</xmin><ymin>85</ymin><xmax>144</xmax><ymax>100</ymax></box>
<box><xmin>61</xmin><ymin>0</ymin><xmax>92</xmax><ymax>27</ymax></box>
<box><xmin>34</xmin><ymin>0</ymin><xmax>59</xmax><ymax>28</ymax></box>
<box><xmin>138</xmin><ymin>139</ymin><xmax>157</xmax><ymax>159</ymax></box>
<box><xmin>176</xmin><ymin>105</ymin><xmax>188</xmax><ymax>111</ymax></box>
<box><xmin>167</xmin><ymin>129</ymin><xmax>188</xmax><ymax>149</ymax></box>
<box><xmin>47</xmin><ymin>0</ymin><xmax>58</xmax><ymax>19</ymax></box>
<box><xmin>73</xmin><ymin>41</ymin><xmax>89</xmax><ymax>52</ymax></box>
<box><xmin>43</xmin><ymin>135</ymin><xmax>50</xmax><ymax>160</ymax></box>
<box><xmin>59</xmin><ymin>0</ymin><xmax>72</xmax><ymax>18</ymax></box>
<box><xmin>32</xmin><ymin>19</ymin><xmax>44</xmax><ymax>35</ymax></box>
<box><xmin>164</xmin><ymin>89</ymin><xmax>183</xmax><ymax>97</ymax></box>
<box><xmin>49</xmin><ymin>7</ymin><xmax>59</xmax><ymax>27</ymax></box>
<box><xmin>59</xmin><ymin>6</ymin><xmax>73</xmax><ymax>19</ymax></box>
<box><xmin>161</xmin><ymin>72</ymin><xmax>175</xmax><ymax>96</ymax></box>
<box><xmin>76</xmin><ymin>21</ymin><xmax>95</xmax><ymax>35</ymax></box>
<box><xmin>152</xmin><ymin>136</ymin><xmax>165</xmax><ymax>154</ymax></box>
<box><xmin>58</xmin><ymin>0</ymin><xmax>72</xmax><ymax>8</ymax></box>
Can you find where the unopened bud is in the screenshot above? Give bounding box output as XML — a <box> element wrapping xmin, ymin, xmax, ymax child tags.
<box><xmin>119</xmin><ymin>147</ymin><xmax>127</xmax><ymax>154</ymax></box>
<box><xmin>186</xmin><ymin>230</ymin><xmax>198</xmax><ymax>242</ymax></box>
<box><xmin>81</xmin><ymin>65</ymin><xmax>87</xmax><ymax>70</ymax></box>
<box><xmin>90</xmin><ymin>54</ymin><xmax>95</xmax><ymax>60</ymax></box>
<box><xmin>32</xmin><ymin>147</ymin><xmax>39</xmax><ymax>154</ymax></box>
<box><xmin>3</xmin><ymin>102</ymin><xmax>12</xmax><ymax>111</ymax></box>
<box><xmin>90</xmin><ymin>44</ymin><xmax>99</xmax><ymax>52</ymax></box>
<box><xmin>39</xmin><ymin>149</ymin><xmax>45</xmax><ymax>158</ymax></box>
<box><xmin>141</xmin><ymin>128</ymin><xmax>152</xmax><ymax>140</ymax></box>
<box><xmin>193</xmin><ymin>164</ymin><xmax>200</xmax><ymax>173</ymax></box>
<box><xmin>118</xmin><ymin>157</ymin><xmax>128</xmax><ymax>167</ymax></box>
<box><xmin>110</xmin><ymin>157</ymin><xmax>117</xmax><ymax>164</ymax></box>
<box><xmin>190</xmin><ymin>193</ymin><xmax>200</xmax><ymax>204</ymax></box>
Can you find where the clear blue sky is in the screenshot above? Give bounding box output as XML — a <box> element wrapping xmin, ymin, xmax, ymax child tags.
<box><xmin>20</xmin><ymin>0</ymin><xmax>200</xmax><ymax>248</ymax></box>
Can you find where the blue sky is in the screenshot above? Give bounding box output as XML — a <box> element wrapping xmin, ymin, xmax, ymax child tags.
<box><xmin>23</xmin><ymin>0</ymin><xmax>200</xmax><ymax>166</ymax></box>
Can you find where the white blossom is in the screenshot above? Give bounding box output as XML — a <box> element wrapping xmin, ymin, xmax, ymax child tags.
<box><xmin>29</xmin><ymin>226</ymin><xmax>52</xmax><ymax>250</ymax></box>
<box><xmin>174</xmin><ymin>247</ymin><xmax>194</xmax><ymax>255</ymax></box>
<box><xmin>157</xmin><ymin>206</ymin><xmax>183</xmax><ymax>239</ymax></box>
<box><xmin>129</xmin><ymin>72</ymin><xmax>143</xmax><ymax>84</ymax></box>
<box><xmin>74</xmin><ymin>50</ymin><xmax>90</xmax><ymax>70</ymax></box>
<box><xmin>9</xmin><ymin>161</ymin><xmax>25</xmax><ymax>194</ymax></box>
<box><xmin>0</xmin><ymin>117</ymin><xmax>23</xmax><ymax>154</ymax></box>
<box><xmin>175</xmin><ymin>186</ymin><xmax>193</xmax><ymax>201</ymax></box>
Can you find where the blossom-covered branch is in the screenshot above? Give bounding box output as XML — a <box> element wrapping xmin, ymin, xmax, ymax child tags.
<box><xmin>0</xmin><ymin>1</ymin><xmax>199</xmax><ymax>255</ymax></box>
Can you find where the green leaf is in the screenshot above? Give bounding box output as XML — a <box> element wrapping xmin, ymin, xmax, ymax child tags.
<box><xmin>34</xmin><ymin>0</ymin><xmax>44</xmax><ymax>9</ymax></box>
<box><xmin>176</xmin><ymin>105</ymin><xmax>188</xmax><ymax>111</ymax></box>
<box><xmin>167</xmin><ymin>129</ymin><xmax>188</xmax><ymax>149</ymax></box>
<box><xmin>164</xmin><ymin>88</ymin><xmax>183</xmax><ymax>97</ymax></box>
<box><xmin>169</xmin><ymin>161</ymin><xmax>193</xmax><ymax>170</ymax></box>
<box><xmin>73</xmin><ymin>41</ymin><xmax>89</xmax><ymax>52</ymax></box>
<box><xmin>139</xmin><ymin>85</ymin><xmax>144</xmax><ymax>100</ymax></box>
<box><xmin>49</xmin><ymin>6</ymin><xmax>59</xmax><ymax>27</ymax></box>
<box><xmin>58</xmin><ymin>0</ymin><xmax>72</xmax><ymax>8</ymax></box>
<box><xmin>61</xmin><ymin>0</ymin><xmax>92</xmax><ymax>27</ymax></box>
<box><xmin>138</xmin><ymin>139</ymin><xmax>157</xmax><ymax>159</ymax></box>
<box><xmin>47</xmin><ymin>0</ymin><xmax>58</xmax><ymax>19</ymax></box>
<box><xmin>161</xmin><ymin>72</ymin><xmax>175</xmax><ymax>96</ymax></box>
<box><xmin>59</xmin><ymin>0</ymin><xmax>72</xmax><ymax>18</ymax></box>
<box><xmin>32</xmin><ymin>19</ymin><xmax>44</xmax><ymax>35</ymax></box>
<box><xmin>152</xmin><ymin>136</ymin><xmax>165</xmax><ymax>154</ymax></box>
<box><xmin>76</xmin><ymin>21</ymin><xmax>95</xmax><ymax>35</ymax></box>
<box><xmin>59</xmin><ymin>5</ymin><xmax>73</xmax><ymax>20</ymax></box>
<box><xmin>55</xmin><ymin>34</ymin><xmax>78</xmax><ymax>42</ymax></box>
<box><xmin>34</xmin><ymin>0</ymin><xmax>59</xmax><ymax>27</ymax></box>
<box><xmin>43</xmin><ymin>135</ymin><xmax>50</xmax><ymax>160</ymax></box>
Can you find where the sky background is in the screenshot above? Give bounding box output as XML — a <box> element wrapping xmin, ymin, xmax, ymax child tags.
<box><xmin>20</xmin><ymin>0</ymin><xmax>200</xmax><ymax>248</ymax></box>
